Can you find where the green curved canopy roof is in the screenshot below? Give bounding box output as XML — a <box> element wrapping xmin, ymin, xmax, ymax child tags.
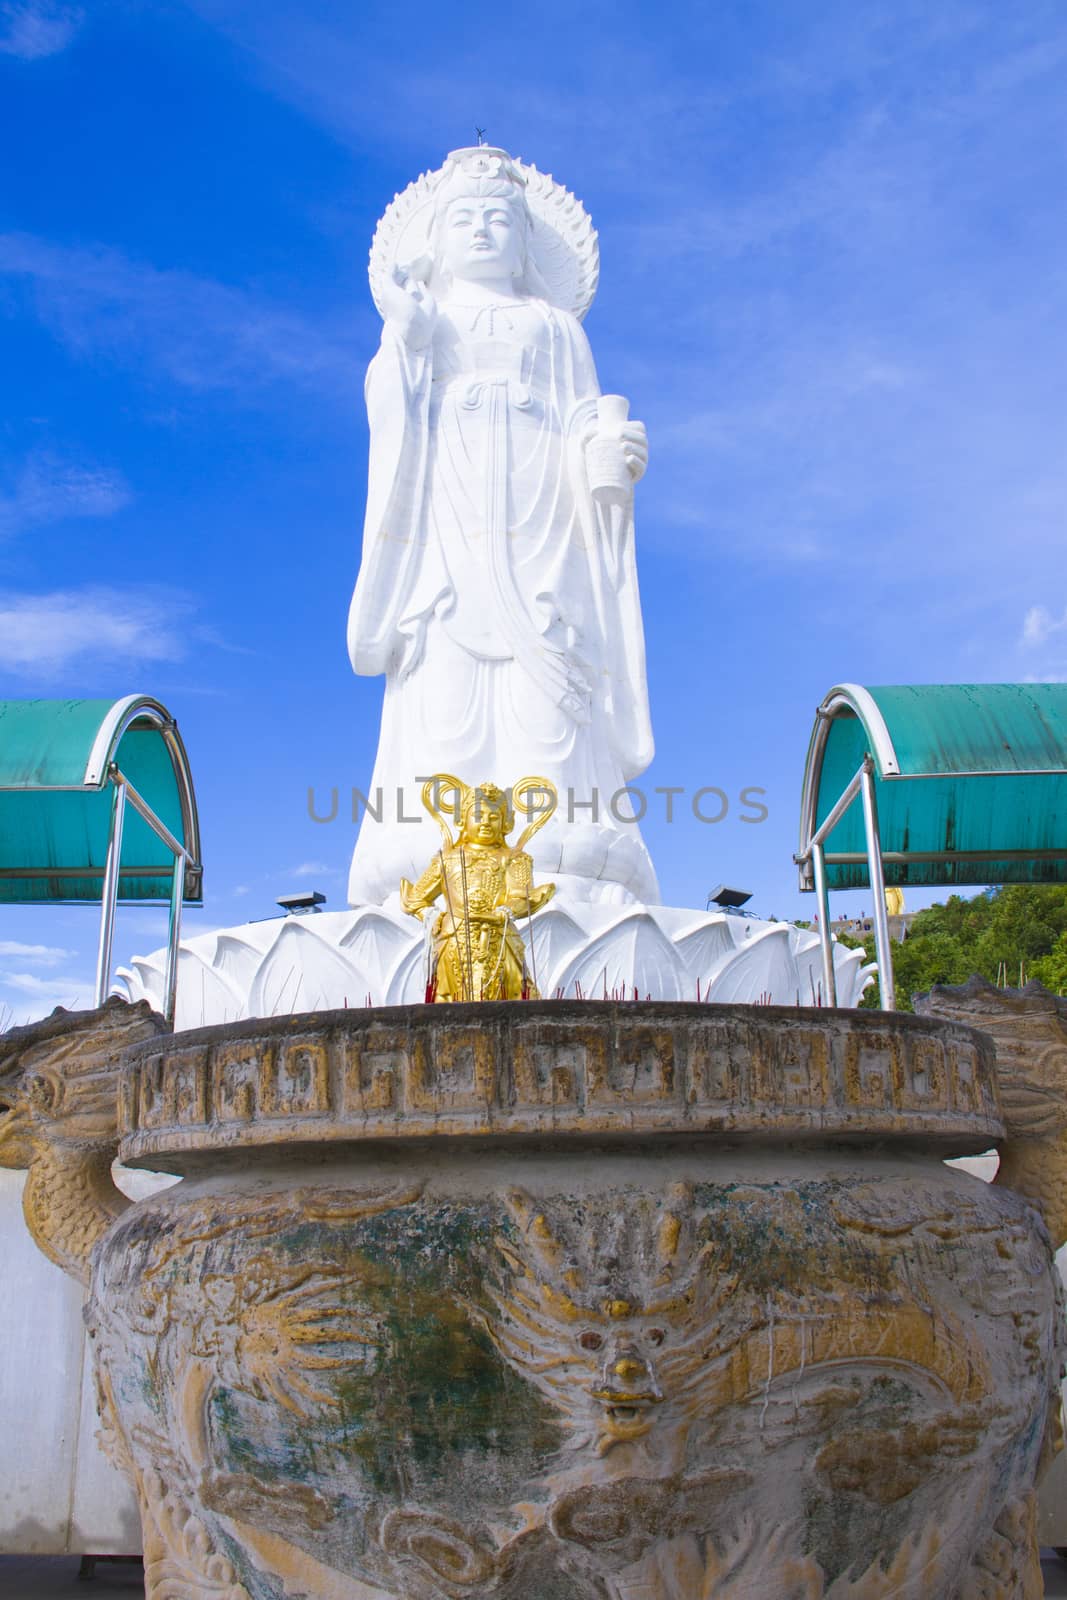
<box><xmin>0</xmin><ymin>696</ymin><xmax>202</xmax><ymax>904</ymax></box>
<box><xmin>800</xmin><ymin>683</ymin><xmax>1067</xmax><ymax>891</ymax></box>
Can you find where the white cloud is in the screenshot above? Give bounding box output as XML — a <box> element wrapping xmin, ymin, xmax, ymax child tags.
<box><xmin>0</xmin><ymin>453</ymin><xmax>131</xmax><ymax>539</ymax></box>
<box><xmin>1</xmin><ymin>970</ymin><xmax>85</xmax><ymax>998</ymax></box>
<box><xmin>1022</xmin><ymin>605</ymin><xmax>1067</xmax><ymax>648</ymax></box>
<box><xmin>284</xmin><ymin>861</ymin><xmax>340</xmax><ymax>879</ymax></box>
<box><xmin>0</xmin><ymin>1</ymin><xmax>82</xmax><ymax>59</ymax></box>
<box><xmin>0</xmin><ymin>585</ymin><xmax>190</xmax><ymax>675</ymax></box>
<box><xmin>0</xmin><ymin>232</ymin><xmax>362</xmax><ymax>395</ymax></box>
<box><xmin>0</xmin><ymin>940</ymin><xmax>74</xmax><ymax>966</ymax></box>
<box><xmin>0</xmin><ymin>969</ymin><xmax>94</xmax><ymax>1025</ymax></box>
<box><xmin>1018</xmin><ymin>605</ymin><xmax>1067</xmax><ymax>681</ymax></box>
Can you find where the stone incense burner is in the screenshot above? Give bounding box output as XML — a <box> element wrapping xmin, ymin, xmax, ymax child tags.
<box><xmin>3</xmin><ymin>991</ymin><xmax>1066</xmax><ymax>1599</ymax></box>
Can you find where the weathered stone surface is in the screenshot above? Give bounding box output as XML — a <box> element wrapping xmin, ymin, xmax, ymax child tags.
<box><xmin>115</xmin><ymin>1001</ymin><xmax>1003</xmax><ymax>1166</ymax></box>
<box><xmin>87</xmin><ymin>1140</ymin><xmax>1060</xmax><ymax>1598</ymax></box>
<box><xmin>7</xmin><ymin>998</ymin><xmax>1062</xmax><ymax>1596</ymax></box>
<box><xmin>60</xmin><ymin>1003</ymin><xmax>1054</xmax><ymax>1599</ymax></box>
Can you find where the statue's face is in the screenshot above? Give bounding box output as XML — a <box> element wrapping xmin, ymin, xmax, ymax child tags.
<box><xmin>462</xmin><ymin>798</ymin><xmax>508</xmax><ymax>846</ymax></box>
<box><xmin>439</xmin><ymin>194</ymin><xmax>525</xmax><ymax>284</ymax></box>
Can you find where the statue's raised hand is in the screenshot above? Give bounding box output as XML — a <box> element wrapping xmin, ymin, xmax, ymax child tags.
<box><xmin>619</xmin><ymin>419</ymin><xmax>648</xmax><ymax>483</ymax></box>
<box><xmin>583</xmin><ymin>402</ymin><xmax>649</xmax><ymax>504</ymax></box>
<box><xmin>380</xmin><ymin>264</ymin><xmax>437</xmax><ymax>351</ymax></box>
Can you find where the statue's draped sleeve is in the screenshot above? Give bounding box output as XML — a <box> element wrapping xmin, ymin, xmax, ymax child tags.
<box><xmin>347</xmin><ymin>326</ymin><xmax>443</xmax><ymax>677</ymax></box>
<box><xmin>560</xmin><ymin>313</ymin><xmax>655</xmax><ymax>778</ymax></box>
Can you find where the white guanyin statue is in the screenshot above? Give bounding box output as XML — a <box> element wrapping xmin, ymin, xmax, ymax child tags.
<box><xmin>118</xmin><ymin>148</ymin><xmax>874</xmax><ymax>1024</ymax></box>
<box><xmin>347</xmin><ymin>145</ymin><xmax>656</xmax><ymax>907</ymax></box>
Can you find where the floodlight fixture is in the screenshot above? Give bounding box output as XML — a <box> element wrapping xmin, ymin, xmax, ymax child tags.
<box><xmin>277</xmin><ymin>891</ymin><xmax>327</xmax><ymax>915</ymax></box>
<box><xmin>707</xmin><ymin>885</ymin><xmax>753</xmax><ymax>912</ymax></box>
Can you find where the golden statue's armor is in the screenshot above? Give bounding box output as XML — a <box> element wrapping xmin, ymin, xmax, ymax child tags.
<box><xmin>400</xmin><ymin>776</ymin><xmax>556</xmax><ymax>1001</ymax></box>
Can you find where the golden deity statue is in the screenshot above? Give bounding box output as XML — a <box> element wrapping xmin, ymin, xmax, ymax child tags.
<box><xmin>400</xmin><ymin>775</ymin><xmax>557</xmax><ymax>1002</ymax></box>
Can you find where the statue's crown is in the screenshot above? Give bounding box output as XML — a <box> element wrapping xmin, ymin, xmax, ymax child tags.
<box><xmin>462</xmin><ymin>780</ymin><xmax>509</xmax><ymax>814</ymax></box>
<box><xmin>436</xmin><ymin>147</ymin><xmax>527</xmax><ymax>205</ymax></box>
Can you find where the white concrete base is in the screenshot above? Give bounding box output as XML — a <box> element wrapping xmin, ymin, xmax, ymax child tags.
<box><xmin>0</xmin><ymin>1171</ymin><xmax>140</xmax><ymax>1555</ymax></box>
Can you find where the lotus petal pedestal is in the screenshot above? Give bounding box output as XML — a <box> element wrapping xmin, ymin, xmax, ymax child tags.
<box><xmin>116</xmin><ymin>897</ymin><xmax>875</xmax><ymax>1028</ymax></box>
<box><xmin>70</xmin><ymin>1002</ymin><xmax>1062</xmax><ymax>1599</ymax></box>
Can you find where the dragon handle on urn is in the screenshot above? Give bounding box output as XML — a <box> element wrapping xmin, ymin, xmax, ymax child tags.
<box><xmin>917</xmin><ymin>976</ymin><xmax>1067</xmax><ymax>1249</ymax></box>
<box><xmin>0</xmin><ymin>997</ymin><xmax>169</xmax><ymax>1283</ymax></box>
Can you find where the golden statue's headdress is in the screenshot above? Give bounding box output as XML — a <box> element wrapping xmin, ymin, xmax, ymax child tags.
<box><xmin>459</xmin><ymin>780</ymin><xmax>513</xmax><ymax>834</ymax></box>
<box><xmin>369</xmin><ymin>147</ymin><xmax>599</xmax><ymax>322</ymax></box>
<box><xmin>420</xmin><ymin>774</ymin><xmax>557</xmax><ymax>853</ymax></box>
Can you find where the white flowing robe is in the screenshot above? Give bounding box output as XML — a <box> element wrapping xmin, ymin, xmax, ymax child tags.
<box><xmin>347</xmin><ymin>297</ymin><xmax>658</xmax><ymax>906</ymax></box>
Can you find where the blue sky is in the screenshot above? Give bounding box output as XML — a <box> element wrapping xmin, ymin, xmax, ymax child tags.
<box><xmin>2</xmin><ymin>0</ymin><xmax>1066</xmax><ymax>1020</ymax></box>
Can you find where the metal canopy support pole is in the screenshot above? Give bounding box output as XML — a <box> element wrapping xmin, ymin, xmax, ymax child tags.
<box><xmin>110</xmin><ymin>766</ymin><xmax>192</xmax><ymax>1023</ymax></box>
<box><xmin>95</xmin><ymin>776</ymin><xmax>127</xmax><ymax>1007</ymax></box>
<box><xmin>119</xmin><ymin>773</ymin><xmax>187</xmax><ymax>861</ymax></box>
<box><xmin>860</xmin><ymin>758</ymin><xmax>896</xmax><ymax>1011</ymax></box>
<box><xmin>798</xmin><ymin>762</ymin><xmax>868</xmax><ymax>1006</ymax></box>
<box><xmin>812</xmin><ymin>839</ymin><xmax>836</xmax><ymax>1007</ymax></box>
<box><xmin>808</xmin><ymin>767</ymin><xmax>865</xmax><ymax>854</ymax></box>
<box><xmin>163</xmin><ymin>854</ymin><xmax>185</xmax><ymax>1026</ymax></box>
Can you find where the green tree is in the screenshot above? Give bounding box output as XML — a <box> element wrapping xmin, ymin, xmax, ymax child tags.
<box><xmin>1032</xmin><ymin>930</ymin><xmax>1067</xmax><ymax>993</ymax></box>
<box><xmin>834</xmin><ymin>885</ymin><xmax>1067</xmax><ymax>1011</ymax></box>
